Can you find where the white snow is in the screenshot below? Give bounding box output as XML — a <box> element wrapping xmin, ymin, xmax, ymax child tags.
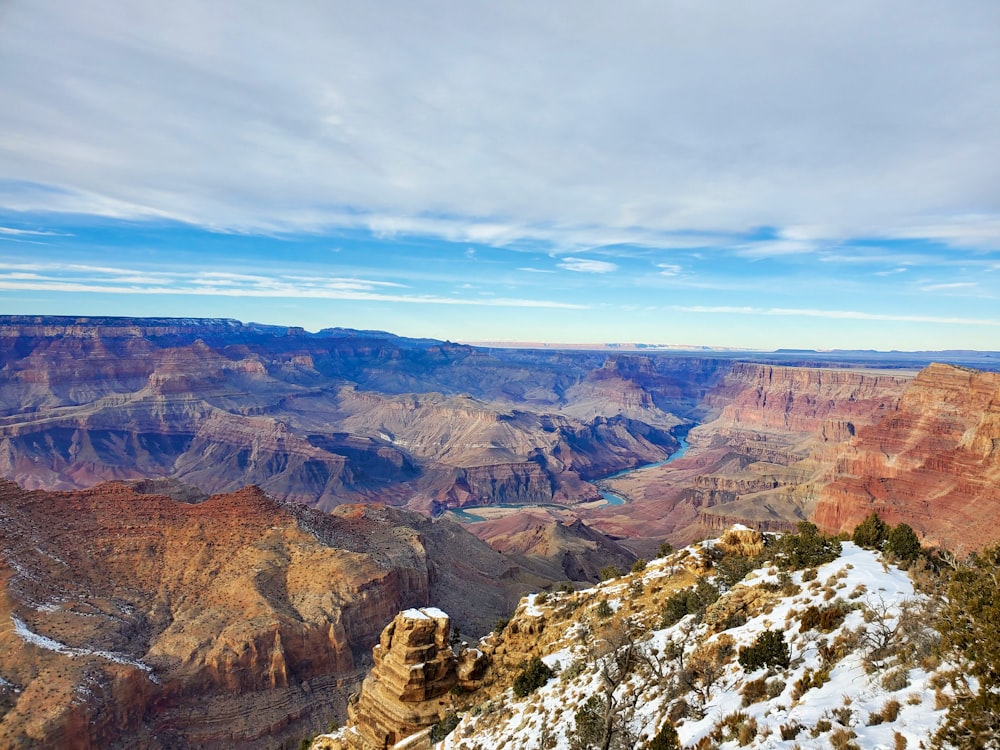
<box><xmin>436</xmin><ymin>537</ymin><xmax>952</xmax><ymax>750</ymax></box>
<box><xmin>10</xmin><ymin>615</ymin><xmax>159</xmax><ymax>683</ymax></box>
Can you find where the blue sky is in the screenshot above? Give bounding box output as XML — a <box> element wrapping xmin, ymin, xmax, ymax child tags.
<box><xmin>1</xmin><ymin>1</ymin><xmax>998</xmax><ymax>350</ymax></box>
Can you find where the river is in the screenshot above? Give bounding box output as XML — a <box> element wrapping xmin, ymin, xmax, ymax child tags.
<box><xmin>595</xmin><ymin>433</ymin><xmax>689</xmax><ymax>506</ymax></box>
<box><xmin>446</xmin><ymin>430</ymin><xmax>691</xmax><ymax>522</ymax></box>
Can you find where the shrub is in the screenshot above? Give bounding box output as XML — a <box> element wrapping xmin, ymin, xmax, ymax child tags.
<box><xmin>571</xmin><ymin>695</ymin><xmax>605</xmax><ymax>749</ymax></box>
<box><xmin>741</xmin><ymin>676</ymin><xmax>768</xmax><ymax>706</ymax></box>
<box><xmin>738</xmin><ymin>630</ymin><xmax>790</xmax><ymax>672</ymax></box>
<box><xmin>661</xmin><ymin>578</ymin><xmax>719</xmax><ymax>626</ymax></box>
<box><xmin>715</xmin><ymin>553</ymin><xmax>760</xmax><ymax>589</ymax></box>
<box><xmin>429</xmin><ymin>711</ymin><xmax>461</xmax><ymax>742</ymax></box>
<box><xmin>658</xmin><ymin>541</ymin><xmax>674</xmax><ymax>558</ymax></box>
<box><xmin>494</xmin><ymin>617</ymin><xmax>509</xmax><ymax>634</ymax></box>
<box><xmin>595</xmin><ymin>599</ymin><xmax>613</xmax><ymax>618</ymax></box>
<box><xmin>881</xmin><ymin>667</ymin><xmax>910</xmax><ymax>692</ymax></box>
<box><xmin>776</xmin><ymin>522</ymin><xmax>842</xmax><ymax>570</ymax></box>
<box><xmin>799</xmin><ymin>603</ymin><xmax>847</xmax><ymax>633</ymax></box>
<box><xmin>632</xmin><ymin>557</ymin><xmax>648</xmax><ymax>573</ymax></box>
<box><xmin>645</xmin><ymin>722</ymin><xmax>681</xmax><ymax>750</ymax></box>
<box><xmin>886</xmin><ymin>523</ymin><xmax>921</xmax><ymax>561</ymax></box>
<box><xmin>780</xmin><ymin>722</ymin><xmax>802</xmax><ymax>740</ymax></box>
<box><xmin>852</xmin><ymin>512</ymin><xmax>890</xmax><ymax>550</ymax></box>
<box><xmin>829</xmin><ymin>727</ymin><xmax>860</xmax><ymax>750</ymax></box>
<box><xmin>868</xmin><ymin>698</ymin><xmax>901</xmax><ymax>725</ymax></box>
<box><xmin>792</xmin><ymin>666</ymin><xmax>830</xmax><ymax>701</ymax></box>
<box><xmin>599</xmin><ymin>565</ymin><xmax>622</xmax><ymax>581</ymax></box>
<box><xmin>513</xmin><ymin>656</ymin><xmax>553</xmax><ymax>698</ymax></box>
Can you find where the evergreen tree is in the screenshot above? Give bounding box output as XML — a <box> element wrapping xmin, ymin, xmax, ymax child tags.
<box><xmin>852</xmin><ymin>512</ymin><xmax>890</xmax><ymax>549</ymax></box>
<box><xmin>513</xmin><ymin>656</ymin><xmax>553</xmax><ymax>697</ymax></box>
<box><xmin>934</xmin><ymin>545</ymin><xmax>1000</xmax><ymax>749</ymax></box>
<box><xmin>885</xmin><ymin>522</ymin><xmax>921</xmax><ymax>561</ymax></box>
<box><xmin>645</xmin><ymin>722</ymin><xmax>681</xmax><ymax>750</ymax></box>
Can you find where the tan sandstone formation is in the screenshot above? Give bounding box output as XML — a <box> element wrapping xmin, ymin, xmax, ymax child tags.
<box><xmin>0</xmin><ymin>482</ymin><xmax>521</xmax><ymax>749</ymax></box>
<box><xmin>327</xmin><ymin>608</ymin><xmax>485</xmax><ymax>750</ymax></box>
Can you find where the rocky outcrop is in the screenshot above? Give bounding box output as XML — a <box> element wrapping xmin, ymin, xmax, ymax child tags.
<box><xmin>468</xmin><ymin>511</ymin><xmax>638</xmax><ymax>582</ymax></box>
<box><xmin>339</xmin><ymin>608</ymin><xmax>463</xmax><ymax>750</ymax></box>
<box><xmin>813</xmin><ymin>363</ymin><xmax>1000</xmax><ymax>551</ymax></box>
<box><xmin>696</xmin><ymin>363</ymin><xmax>911</xmax><ymax>435</ymax></box>
<box><xmin>0</xmin><ymin>481</ymin><xmax>537</xmax><ymax>749</ymax></box>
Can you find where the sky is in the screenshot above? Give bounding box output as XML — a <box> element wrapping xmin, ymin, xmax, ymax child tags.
<box><xmin>0</xmin><ymin>1</ymin><xmax>998</xmax><ymax>351</ymax></box>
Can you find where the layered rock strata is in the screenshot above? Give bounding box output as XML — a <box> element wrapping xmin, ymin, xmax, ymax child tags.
<box><xmin>0</xmin><ymin>481</ymin><xmax>530</xmax><ymax>749</ymax></box>
<box><xmin>814</xmin><ymin>363</ymin><xmax>1000</xmax><ymax>551</ymax></box>
<box><xmin>0</xmin><ymin>317</ymin><xmax>696</xmax><ymax>511</ymax></box>
<box><xmin>584</xmin><ymin>364</ymin><xmax>913</xmax><ymax>548</ymax></box>
<box><xmin>327</xmin><ymin>608</ymin><xmax>485</xmax><ymax>750</ymax></box>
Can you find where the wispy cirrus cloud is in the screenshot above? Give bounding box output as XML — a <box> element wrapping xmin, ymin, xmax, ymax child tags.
<box><xmin>558</xmin><ymin>257</ymin><xmax>618</xmax><ymax>274</ymax></box>
<box><xmin>0</xmin><ymin>262</ymin><xmax>584</xmax><ymax>309</ymax></box>
<box><xmin>1</xmin><ymin>1</ymin><xmax>997</xmax><ymax>254</ymax></box>
<box><xmin>919</xmin><ymin>281</ymin><xmax>979</xmax><ymax>292</ymax></box>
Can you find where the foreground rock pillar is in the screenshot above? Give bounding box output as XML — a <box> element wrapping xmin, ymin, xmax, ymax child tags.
<box><xmin>343</xmin><ymin>607</ymin><xmax>459</xmax><ymax>750</ymax></box>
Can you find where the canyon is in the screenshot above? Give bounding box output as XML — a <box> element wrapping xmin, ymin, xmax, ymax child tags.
<box><xmin>1</xmin><ymin>316</ymin><xmax>999</xmax><ymax>747</ymax></box>
<box><xmin>0</xmin><ymin>479</ymin><xmax>542</xmax><ymax>748</ymax></box>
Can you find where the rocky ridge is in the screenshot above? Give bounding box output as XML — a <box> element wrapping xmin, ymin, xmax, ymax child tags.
<box><xmin>0</xmin><ymin>481</ymin><xmax>544</xmax><ymax>749</ymax></box>
<box><xmin>334</xmin><ymin>528</ymin><xmax>958</xmax><ymax>750</ymax></box>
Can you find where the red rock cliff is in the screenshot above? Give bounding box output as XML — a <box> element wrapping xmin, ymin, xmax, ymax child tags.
<box><xmin>813</xmin><ymin>363</ymin><xmax>1000</xmax><ymax>551</ymax></box>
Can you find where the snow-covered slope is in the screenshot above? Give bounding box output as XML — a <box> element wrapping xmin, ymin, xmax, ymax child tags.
<box><xmin>439</xmin><ymin>534</ymin><xmax>951</xmax><ymax>749</ymax></box>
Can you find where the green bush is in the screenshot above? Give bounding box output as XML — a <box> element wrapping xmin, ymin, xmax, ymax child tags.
<box><xmin>512</xmin><ymin>656</ymin><xmax>553</xmax><ymax>698</ymax></box>
<box><xmin>715</xmin><ymin>553</ymin><xmax>761</xmax><ymax>589</ymax></box>
<box><xmin>572</xmin><ymin>695</ymin><xmax>605</xmax><ymax>749</ymax></box>
<box><xmin>661</xmin><ymin>578</ymin><xmax>719</xmax><ymax>626</ymax></box>
<box><xmin>595</xmin><ymin>599</ymin><xmax>613</xmax><ymax>618</ymax></box>
<box><xmin>776</xmin><ymin>522</ymin><xmax>842</xmax><ymax>570</ymax></box>
<box><xmin>886</xmin><ymin>523</ymin><xmax>921</xmax><ymax>561</ymax></box>
<box><xmin>934</xmin><ymin>545</ymin><xmax>1000</xmax><ymax>748</ymax></box>
<box><xmin>645</xmin><ymin>721</ymin><xmax>681</xmax><ymax>750</ymax></box>
<box><xmin>852</xmin><ymin>512</ymin><xmax>890</xmax><ymax>550</ymax></box>
<box><xmin>599</xmin><ymin>565</ymin><xmax>623</xmax><ymax>581</ymax></box>
<box><xmin>738</xmin><ymin>630</ymin><xmax>790</xmax><ymax>672</ymax></box>
<box><xmin>631</xmin><ymin>557</ymin><xmax>648</xmax><ymax>573</ymax></box>
<box><xmin>429</xmin><ymin>711</ymin><xmax>461</xmax><ymax>742</ymax></box>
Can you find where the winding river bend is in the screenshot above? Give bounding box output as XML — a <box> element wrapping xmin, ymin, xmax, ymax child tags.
<box><xmin>594</xmin><ymin>433</ymin><xmax>690</xmax><ymax>506</ymax></box>
<box><xmin>447</xmin><ymin>430</ymin><xmax>691</xmax><ymax>523</ymax></box>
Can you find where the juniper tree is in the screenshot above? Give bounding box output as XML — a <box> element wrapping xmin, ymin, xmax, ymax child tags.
<box><xmin>933</xmin><ymin>545</ymin><xmax>1000</xmax><ymax>749</ymax></box>
<box><xmin>852</xmin><ymin>512</ymin><xmax>890</xmax><ymax>550</ymax></box>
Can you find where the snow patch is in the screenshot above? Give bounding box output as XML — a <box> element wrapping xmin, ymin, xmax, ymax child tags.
<box><xmin>10</xmin><ymin>615</ymin><xmax>159</xmax><ymax>683</ymax></box>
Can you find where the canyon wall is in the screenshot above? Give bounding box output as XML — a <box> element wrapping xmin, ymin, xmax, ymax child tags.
<box><xmin>813</xmin><ymin>363</ymin><xmax>1000</xmax><ymax>551</ymax></box>
<box><xmin>585</xmin><ymin>363</ymin><xmax>914</xmax><ymax>547</ymax></box>
<box><xmin>0</xmin><ymin>481</ymin><xmax>538</xmax><ymax>749</ymax></box>
<box><xmin>0</xmin><ymin>317</ymin><xmax>710</xmax><ymax>512</ymax></box>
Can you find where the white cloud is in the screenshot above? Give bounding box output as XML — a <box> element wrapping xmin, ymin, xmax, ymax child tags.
<box><xmin>919</xmin><ymin>281</ymin><xmax>979</xmax><ymax>292</ymax></box>
<box><xmin>0</xmin><ymin>0</ymin><xmax>997</xmax><ymax>254</ymax></box>
<box><xmin>657</xmin><ymin>263</ymin><xmax>683</xmax><ymax>276</ymax></box>
<box><xmin>0</xmin><ymin>262</ymin><xmax>584</xmax><ymax>309</ymax></box>
<box><xmin>558</xmin><ymin>257</ymin><xmax>618</xmax><ymax>274</ymax></box>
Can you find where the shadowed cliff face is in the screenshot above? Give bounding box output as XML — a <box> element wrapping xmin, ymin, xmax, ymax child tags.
<box><xmin>0</xmin><ymin>318</ymin><xmax>727</xmax><ymax>511</ymax></box>
<box><xmin>0</xmin><ymin>480</ymin><xmax>541</xmax><ymax>749</ymax></box>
